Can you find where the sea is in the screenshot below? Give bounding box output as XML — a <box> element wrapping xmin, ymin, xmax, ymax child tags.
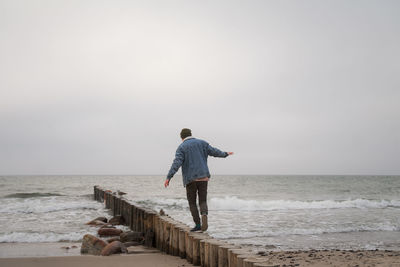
<box><xmin>0</xmin><ymin>175</ymin><xmax>399</xmax><ymax>257</ymax></box>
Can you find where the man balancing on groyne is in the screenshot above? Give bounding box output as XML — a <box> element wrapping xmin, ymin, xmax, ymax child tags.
<box><xmin>164</xmin><ymin>128</ymin><xmax>234</xmax><ymax>232</ymax></box>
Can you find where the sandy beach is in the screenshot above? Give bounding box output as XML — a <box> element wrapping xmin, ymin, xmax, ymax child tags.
<box><xmin>0</xmin><ymin>254</ymin><xmax>193</xmax><ymax>267</ymax></box>
<box><xmin>1</xmin><ymin>241</ymin><xmax>399</xmax><ymax>267</ymax></box>
<box><xmin>254</xmin><ymin>249</ymin><xmax>400</xmax><ymax>267</ymax></box>
<box><xmin>0</xmin><ymin>249</ymin><xmax>399</xmax><ymax>267</ymax></box>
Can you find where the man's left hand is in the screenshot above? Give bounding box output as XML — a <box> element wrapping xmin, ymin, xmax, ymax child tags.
<box><xmin>164</xmin><ymin>179</ymin><xmax>170</xmax><ymax>188</ymax></box>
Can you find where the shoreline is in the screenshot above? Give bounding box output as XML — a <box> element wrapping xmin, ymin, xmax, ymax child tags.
<box><xmin>0</xmin><ymin>254</ymin><xmax>193</xmax><ymax>267</ymax></box>
<box><xmin>0</xmin><ymin>243</ymin><xmax>399</xmax><ymax>266</ymax></box>
<box><xmin>0</xmin><ymin>242</ymin><xmax>82</xmax><ymax>258</ymax></box>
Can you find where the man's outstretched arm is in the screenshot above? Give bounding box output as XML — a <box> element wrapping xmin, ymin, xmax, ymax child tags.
<box><xmin>207</xmin><ymin>144</ymin><xmax>234</xmax><ymax>158</ymax></box>
<box><xmin>165</xmin><ymin>148</ymin><xmax>184</xmax><ymax>187</ymax></box>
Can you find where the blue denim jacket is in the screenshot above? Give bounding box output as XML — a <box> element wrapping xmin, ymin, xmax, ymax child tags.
<box><xmin>167</xmin><ymin>137</ymin><xmax>228</xmax><ymax>186</ymax></box>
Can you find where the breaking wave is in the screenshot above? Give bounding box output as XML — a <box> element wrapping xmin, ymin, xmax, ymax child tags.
<box><xmin>0</xmin><ymin>198</ymin><xmax>102</xmax><ymax>214</ymax></box>
<box><xmin>3</xmin><ymin>193</ymin><xmax>64</xmax><ymax>198</ymax></box>
<box><xmin>0</xmin><ymin>231</ymin><xmax>91</xmax><ymax>243</ymax></box>
<box><xmin>209</xmin><ymin>197</ymin><xmax>400</xmax><ymax>211</ymax></box>
<box><xmin>213</xmin><ymin>223</ymin><xmax>400</xmax><ymax>239</ymax></box>
<box><xmin>147</xmin><ymin>197</ymin><xmax>400</xmax><ymax>211</ymax></box>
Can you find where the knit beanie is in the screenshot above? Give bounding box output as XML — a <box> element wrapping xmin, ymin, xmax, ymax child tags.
<box><xmin>180</xmin><ymin>128</ymin><xmax>192</xmax><ymax>139</ymax></box>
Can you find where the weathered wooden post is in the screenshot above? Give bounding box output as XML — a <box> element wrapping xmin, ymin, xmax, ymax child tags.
<box><xmin>218</xmin><ymin>245</ymin><xmax>237</xmax><ymax>267</ymax></box>
<box><xmin>200</xmin><ymin>239</ymin><xmax>207</xmax><ymax>267</ymax></box>
<box><xmin>127</xmin><ymin>201</ymin><xmax>133</xmax><ymax>227</ymax></box>
<box><xmin>154</xmin><ymin>215</ymin><xmax>162</xmax><ymax>250</ymax></box>
<box><xmin>144</xmin><ymin>209</ymin><xmax>156</xmax><ymax>247</ymax></box>
<box><xmin>228</xmin><ymin>248</ymin><xmax>246</xmax><ymax>267</ymax></box>
<box><xmin>189</xmin><ymin>234</ymin><xmax>200</xmax><ymax>266</ymax></box>
<box><xmin>99</xmin><ymin>188</ymin><xmax>104</xmax><ymax>202</ymax></box>
<box><xmin>168</xmin><ymin>220</ymin><xmax>175</xmax><ymax>254</ymax></box>
<box><xmin>105</xmin><ymin>191</ymin><xmax>110</xmax><ymax>209</ymax></box>
<box><xmin>112</xmin><ymin>195</ymin><xmax>117</xmax><ymax>216</ymax></box>
<box><xmin>138</xmin><ymin>207</ymin><xmax>143</xmax><ymax>232</ymax></box>
<box><xmin>132</xmin><ymin>206</ymin><xmax>137</xmax><ymax>231</ymax></box>
<box><xmin>187</xmin><ymin>232</ymin><xmax>210</xmax><ymax>266</ymax></box>
<box><xmin>202</xmin><ymin>239</ymin><xmax>223</xmax><ymax>267</ymax></box>
<box><xmin>209</xmin><ymin>241</ymin><xmax>227</xmax><ymax>267</ymax></box>
<box><xmin>129</xmin><ymin>205</ymin><xmax>135</xmax><ymax>230</ymax></box>
<box><xmin>185</xmin><ymin>231</ymin><xmax>193</xmax><ymax>263</ymax></box>
<box><xmin>178</xmin><ymin>226</ymin><xmax>187</xmax><ymax>258</ymax></box>
<box><xmin>171</xmin><ymin>224</ymin><xmax>180</xmax><ymax>256</ymax></box>
<box><xmin>116</xmin><ymin>196</ymin><xmax>120</xmax><ymax>215</ymax></box>
<box><xmin>114</xmin><ymin>196</ymin><xmax>118</xmax><ymax>215</ymax></box>
<box><xmin>122</xmin><ymin>200</ymin><xmax>130</xmax><ymax>226</ymax></box>
<box><xmin>159</xmin><ymin>217</ymin><xmax>166</xmax><ymax>252</ymax></box>
<box><xmin>163</xmin><ymin>218</ymin><xmax>172</xmax><ymax>254</ymax></box>
<box><xmin>237</xmin><ymin>254</ymin><xmax>257</xmax><ymax>267</ymax></box>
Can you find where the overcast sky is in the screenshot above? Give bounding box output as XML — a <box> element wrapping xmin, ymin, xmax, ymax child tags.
<box><xmin>0</xmin><ymin>0</ymin><xmax>399</xmax><ymax>175</ymax></box>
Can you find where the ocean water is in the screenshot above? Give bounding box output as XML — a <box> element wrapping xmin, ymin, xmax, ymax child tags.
<box><xmin>0</xmin><ymin>175</ymin><xmax>399</xmax><ymax>252</ymax></box>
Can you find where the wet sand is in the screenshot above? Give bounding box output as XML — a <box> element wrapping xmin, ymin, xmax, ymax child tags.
<box><xmin>0</xmin><ymin>254</ymin><xmax>192</xmax><ymax>267</ymax></box>
<box><xmin>254</xmin><ymin>249</ymin><xmax>400</xmax><ymax>267</ymax></box>
<box><xmin>1</xmin><ymin>243</ymin><xmax>399</xmax><ymax>266</ymax></box>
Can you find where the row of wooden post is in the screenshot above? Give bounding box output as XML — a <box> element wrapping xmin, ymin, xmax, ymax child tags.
<box><xmin>93</xmin><ymin>186</ymin><xmax>269</xmax><ymax>267</ymax></box>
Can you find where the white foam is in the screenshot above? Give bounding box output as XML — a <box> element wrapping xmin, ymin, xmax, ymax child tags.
<box><xmin>0</xmin><ymin>231</ymin><xmax>93</xmax><ymax>243</ymax></box>
<box><xmin>212</xmin><ymin>223</ymin><xmax>400</xmax><ymax>239</ymax></box>
<box><xmin>0</xmin><ymin>198</ymin><xmax>103</xmax><ymax>214</ymax></box>
<box><xmin>143</xmin><ymin>196</ymin><xmax>400</xmax><ymax>211</ymax></box>
<box><xmin>208</xmin><ymin>197</ymin><xmax>400</xmax><ymax>211</ymax></box>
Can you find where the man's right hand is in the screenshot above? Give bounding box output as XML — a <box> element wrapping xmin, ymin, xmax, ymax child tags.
<box><xmin>164</xmin><ymin>179</ymin><xmax>170</xmax><ymax>188</ymax></box>
<box><xmin>227</xmin><ymin>152</ymin><xmax>234</xmax><ymax>156</ymax></box>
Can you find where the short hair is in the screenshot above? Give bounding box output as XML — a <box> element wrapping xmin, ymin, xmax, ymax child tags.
<box><xmin>180</xmin><ymin>128</ymin><xmax>192</xmax><ymax>139</ymax></box>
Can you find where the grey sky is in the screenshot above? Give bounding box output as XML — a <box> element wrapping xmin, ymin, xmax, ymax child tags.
<box><xmin>1</xmin><ymin>0</ymin><xmax>399</xmax><ymax>175</ymax></box>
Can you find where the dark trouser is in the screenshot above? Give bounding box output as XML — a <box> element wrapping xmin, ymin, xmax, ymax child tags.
<box><xmin>186</xmin><ymin>181</ymin><xmax>208</xmax><ymax>225</ymax></box>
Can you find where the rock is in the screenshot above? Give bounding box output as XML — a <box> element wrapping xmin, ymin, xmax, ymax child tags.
<box><xmin>81</xmin><ymin>234</ymin><xmax>107</xmax><ymax>255</ymax></box>
<box><xmin>98</xmin><ymin>228</ymin><xmax>123</xmax><ymax>237</ymax></box>
<box><xmin>123</xmin><ymin>241</ymin><xmax>141</xmax><ymax>247</ymax></box>
<box><xmin>94</xmin><ymin>217</ymin><xmax>108</xmax><ymax>223</ymax></box>
<box><xmin>109</xmin><ymin>215</ymin><xmax>125</xmax><ymax>225</ymax></box>
<box><xmin>100</xmin><ymin>224</ymin><xmax>114</xmax><ymax>229</ymax></box>
<box><xmin>71</xmin><ymin>245</ymin><xmax>78</xmax><ymax>249</ymax></box>
<box><xmin>86</xmin><ymin>217</ymin><xmax>108</xmax><ymax>225</ymax></box>
<box><xmin>159</xmin><ymin>209</ymin><xmax>165</xmax><ymax>216</ymax></box>
<box><xmin>100</xmin><ymin>241</ymin><xmax>127</xmax><ymax>256</ymax></box>
<box><xmin>86</xmin><ymin>220</ymin><xmax>107</xmax><ymax>226</ymax></box>
<box><xmin>120</xmin><ymin>231</ymin><xmax>144</xmax><ymax>243</ymax></box>
<box><xmin>107</xmin><ymin>237</ymin><xmax>120</xmax><ymax>243</ymax></box>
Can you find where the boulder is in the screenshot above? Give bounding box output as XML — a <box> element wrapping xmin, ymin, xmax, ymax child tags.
<box><xmin>86</xmin><ymin>220</ymin><xmax>107</xmax><ymax>226</ymax></box>
<box><xmin>109</xmin><ymin>215</ymin><xmax>125</xmax><ymax>225</ymax></box>
<box><xmin>100</xmin><ymin>224</ymin><xmax>114</xmax><ymax>229</ymax></box>
<box><xmin>100</xmin><ymin>241</ymin><xmax>127</xmax><ymax>256</ymax></box>
<box><xmin>81</xmin><ymin>234</ymin><xmax>107</xmax><ymax>255</ymax></box>
<box><xmin>123</xmin><ymin>241</ymin><xmax>141</xmax><ymax>247</ymax></box>
<box><xmin>94</xmin><ymin>217</ymin><xmax>108</xmax><ymax>223</ymax></box>
<box><xmin>107</xmin><ymin>237</ymin><xmax>120</xmax><ymax>243</ymax></box>
<box><xmin>120</xmin><ymin>231</ymin><xmax>144</xmax><ymax>243</ymax></box>
<box><xmin>98</xmin><ymin>228</ymin><xmax>123</xmax><ymax>237</ymax></box>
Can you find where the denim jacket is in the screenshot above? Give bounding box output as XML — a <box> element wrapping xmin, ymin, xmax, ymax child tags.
<box><xmin>167</xmin><ymin>137</ymin><xmax>228</xmax><ymax>186</ymax></box>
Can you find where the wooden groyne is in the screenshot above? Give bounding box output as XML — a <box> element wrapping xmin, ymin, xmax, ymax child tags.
<box><xmin>93</xmin><ymin>186</ymin><xmax>265</xmax><ymax>267</ymax></box>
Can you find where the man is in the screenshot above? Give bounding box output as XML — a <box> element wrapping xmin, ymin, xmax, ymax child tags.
<box><xmin>164</xmin><ymin>128</ymin><xmax>233</xmax><ymax>232</ymax></box>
